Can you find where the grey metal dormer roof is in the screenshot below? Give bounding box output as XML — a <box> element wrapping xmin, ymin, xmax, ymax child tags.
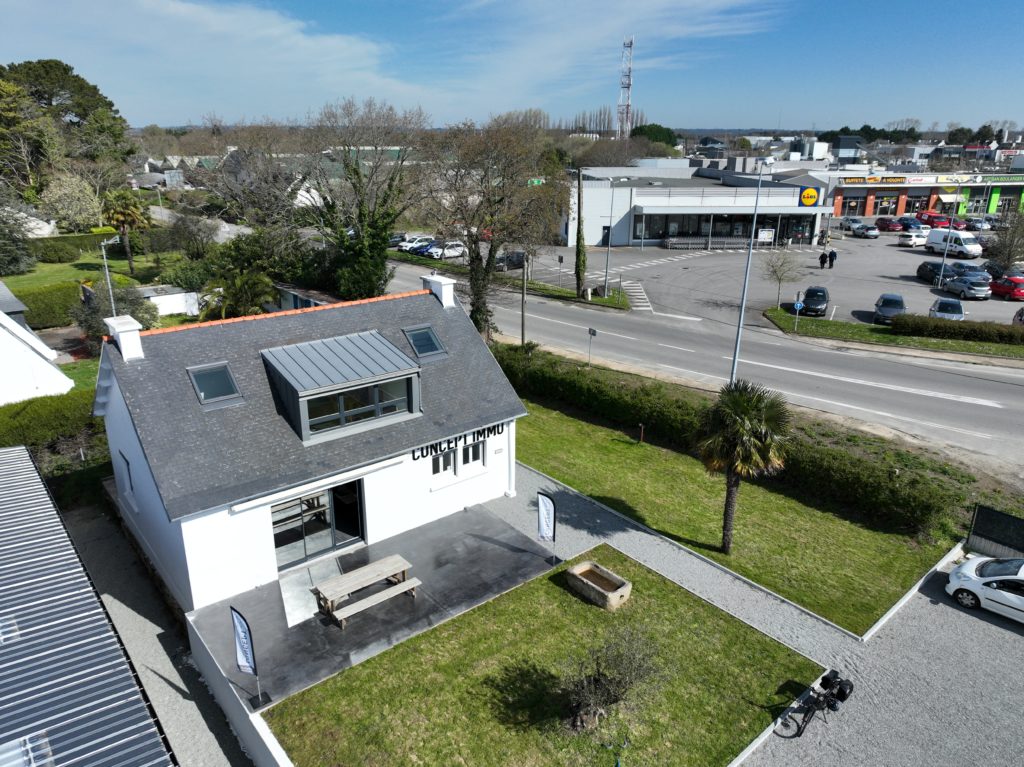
<box><xmin>99</xmin><ymin>290</ymin><xmax>527</xmax><ymax>521</ymax></box>
<box><xmin>262</xmin><ymin>330</ymin><xmax>418</xmax><ymax>395</ymax></box>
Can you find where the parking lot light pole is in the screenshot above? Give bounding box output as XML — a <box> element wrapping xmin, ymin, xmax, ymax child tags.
<box><xmin>100</xmin><ymin>236</ymin><xmax>121</xmax><ymax>314</ymax></box>
<box><xmin>604</xmin><ymin>178</ymin><xmax>627</xmax><ymax>296</ymax></box>
<box><xmin>937</xmin><ymin>179</ymin><xmax>964</xmax><ymax>288</ymax></box>
<box><xmin>729</xmin><ymin>157</ymin><xmax>774</xmax><ymax>384</ymax></box>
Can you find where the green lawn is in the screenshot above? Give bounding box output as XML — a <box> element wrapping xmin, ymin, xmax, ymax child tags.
<box><xmin>4</xmin><ymin>249</ymin><xmax>186</xmax><ymax>291</ymax></box>
<box><xmin>60</xmin><ymin>359</ymin><xmax>100</xmax><ymax>388</ymax></box>
<box><xmin>517</xmin><ymin>400</ymin><xmax>955</xmax><ymax>634</ymax></box>
<box><xmin>764</xmin><ymin>307</ymin><xmax>1024</xmax><ymax>359</ymax></box>
<box><xmin>265</xmin><ymin>546</ymin><xmax>820</xmax><ymax>767</ymax></box>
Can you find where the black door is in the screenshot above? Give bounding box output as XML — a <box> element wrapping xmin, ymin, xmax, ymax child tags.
<box><xmin>331</xmin><ymin>480</ymin><xmax>363</xmax><ymax>548</ymax></box>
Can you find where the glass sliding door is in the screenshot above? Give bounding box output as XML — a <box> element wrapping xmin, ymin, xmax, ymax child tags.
<box><xmin>272</xmin><ymin>484</ymin><xmax>364</xmax><ymax>569</ymax></box>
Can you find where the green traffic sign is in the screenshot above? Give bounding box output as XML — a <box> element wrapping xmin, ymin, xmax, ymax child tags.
<box><xmin>527</xmin><ymin>178</ymin><xmax>545</xmax><ymax>186</ymax></box>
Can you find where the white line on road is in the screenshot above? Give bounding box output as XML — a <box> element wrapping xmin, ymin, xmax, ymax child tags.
<box><xmin>502</xmin><ymin>310</ymin><xmax>639</xmax><ymax>340</ymax></box>
<box><xmin>658</xmin><ymin>343</ymin><xmax>695</xmax><ymax>353</ymax></box>
<box><xmin>731</xmin><ymin>357</ymin><xmax>1003</xmax><ymax>408</ymax></box>
<box><xmin>652</xmin><ymin>312</ymin><xmax>702</xmax><ymax>321</ymax></box>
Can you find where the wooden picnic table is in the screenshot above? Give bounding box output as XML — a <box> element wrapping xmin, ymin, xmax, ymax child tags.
<box><xmin>311</xmin><ymin>553</ymin><xmax>413</xmax><ymax>616</ymax></box>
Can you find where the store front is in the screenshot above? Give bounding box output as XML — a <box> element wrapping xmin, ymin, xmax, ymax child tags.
<box><xmin>872</xmin><ymin>192</ymin><xmax>899</xmax><ymax>216</ymax></box>
<box><xmin>632</xmin><ymin>212</ymin><xmax>817</xmax><ymax>245</ymax></box>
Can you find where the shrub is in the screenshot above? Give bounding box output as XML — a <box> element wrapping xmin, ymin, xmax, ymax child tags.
<box><xmin>12</xmin><ymin>282</ymin><xmax>83</xmax><ymax>328</ymax></box>
<box><xmin>0</xmin><ymin>388</ymin><xmax>100</xmax><ymax>449</ymax></box>
<box><xmin>70</xmin><ymin>279</ymin><xmax>158</xmax><ymax>353</ymax></box>
<box><xmin>89</xmin><ymin>226</ymin><xmax>117</xmax><ymax>234</ymax></box>
<box><xmin>28</xmin><ymin>238</ymin><xmax>81</xmax><ymax>263</ymax></box>
<box><xmin>891</xmin><ymin>314</ymin><xmax>1024</xmax><ymax>345</ymax></box>
<box><xmin>0</xmin><ymin>207</ymin><xmax>35</xmax><ymax>275</ymax></box>
<box><xmin>162</xmin><ymin>259</ymin><xmax>217</xmax><ymax>293</ymax></box>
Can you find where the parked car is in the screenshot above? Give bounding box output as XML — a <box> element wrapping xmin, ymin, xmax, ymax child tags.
<box><xmin>990</xmin><ymin>275</ymin><xmax>1024</xmax><ymax>301</ymax></box>
<box><xmin>945</xmin><ymin>556</ymin><xmax>1024</xmax><ymax>625</ymax></box>
<box><xmin>924</xmin><ymin>229</ymin><xmax>983</xmax><ymax>259</ymax></box>
<box><xmin>943</xmin><ymin>276</ymin><xmax>991</xmax><ymax>300</ymax></box>
<box><xmin>917</xmin><ymin>261</ymin><xmax>956</xmax><ymax>284</ymax></box>
<box><xmin>965</xmin><ymin>217</ymin><xmax>991</xmax><ymax>231</ymax></box>
<box><xmin>947</xmin><ymin>218</ymin><xmax>968</xmax><ymax>231</ymax></box>
<box><xmin>985</xmin><ymin>214</ymin><xmax>1007</xmax><ymax>230</ymax></box>
<box><xmin>800</xmin><ymin>286</ymin><xmax>829</xmax><ymax>316</ymax></box>
<box><xmin>948</xmin><ymin>261</ymin><xmax>991</xmax><ymax>282</ymax></box>
<box><xmin>388</xmin><ymin>232</ymin><xmax>408</xmax><ymax>246</ymax></box>
<box><xmin>978</xmin><ymin>234</ymin><xmax>998</xmax><ymax>253</ymax></box>
<box><xmin>494</xmin><ymin>249</ymin><xmax>525</xmax><ymax>271</ymax></box>
<box><xmin>983</xmin><ymin>260</ymin><xmax>1024</xmax><ymax>279</ymax></box>
<box><xmin>929</xmin><ymin>298</ymin><xmax>966</xmax><ymax>320</ymax></box>
<box><xmin>410</xmin><ymin>239</ymin><xmax>440</xmax><ymax>256</ymax></box>
<box><xmin>916</xmin><ymin>210</ymin><xmax>950</xmax><ymax>229</ymax></box>
<box><xmin>852</xmin><ymin>224</ymin><xmax>880</xmax><ymax>239</ymax></box>
<box><xmin>1013</xmin><ymin>307</ymin><xmax>1024</xmax><ymax>327</ymax></box>
<box><xmin>396</xmin><ymin>235</ymin><xmax>434</xmax><ymax>252</ymax></box>
<box><xmin>872</xmin><ymin>293</ymin><xmax>906</xmax><ymax>324</ymax></box>
<box><xmin>898</xmin><ymin>216</ymin><xmax>924</xmax><ymax>231</ymax></box>
<box><xmin>426</xmin><ymin>240</ymin><xmax>468</xmax><ymax>259</ymax></box>
<box><xmin>875</xmin><ymin>217</ymin><xmax>904</xmax><ymax>232</ymax></box>
<box><xmin>839</xmin><ymin>217</ymin><xmax>863</xmax><ymax>231</ymax></box>
<box><xmin>898</xmin><ymin>231</ymin><xmax>927</xmax><ymax>247</ymax></box>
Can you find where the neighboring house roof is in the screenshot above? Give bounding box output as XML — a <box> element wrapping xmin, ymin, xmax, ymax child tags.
<box><xmin>0</xmin><ymin>281</ymin><xmax>26</xmax><ymax>316</ymax></box>
<box><xmin>0</xmin><ymin>446</ymin><xmax>175</xmax><ymax>765</ymax></box>
<box><xmin>99</xmin><ymin>289</ymin><xmax>527</xmax><ymax>520</ymax></box>
<box><xmin>0</xmin><ymin>311</ymin><xmax>74</xmax><ymax>406</ymax></box>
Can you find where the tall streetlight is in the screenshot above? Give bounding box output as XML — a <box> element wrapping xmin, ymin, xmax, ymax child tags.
<box><xmin>604</xmin><ymin>178</ymin><xmax>627</xmax><ymax>295</ymax></box>
<box><xmin>937</xmin><ymin>177</ymin><xmax>965</xmax><ymax>288</ymax></box>
<box><xmin>100</xmin><ymin>235</ymin><xmax>121</xmax><ymax>315</ymax></box>
<box><xmin>728</xmin><ymin>157</ymin><xmax>774</xmax><ymax>384</ymax></box>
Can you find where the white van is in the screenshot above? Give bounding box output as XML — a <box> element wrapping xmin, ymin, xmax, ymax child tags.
<box><xmin>925</xmin><ymin>229</ymin><xmax>983</xmax><ymax>259</ymax></box>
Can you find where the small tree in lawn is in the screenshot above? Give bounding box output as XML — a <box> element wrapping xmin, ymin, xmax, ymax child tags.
<box><xmin>987</xmin><ymin>211</ymin><xmax>1024</xmax><ymax>273</ymax></box>
<box><xmin>698</xmin><ymin>380</ymin><xmax>790</xmax><ymax>555</ymax></box>
<box><xmin>102</xmin><ymin>189</ymin><xmax>150</xmax><ymax>275</ymax></box>
<box><xmin>761</xmin><ymin>250</ymin><xmax>802</xmax><ymax>308</ymax></box>
<box><xmin>69</xmin><ymin>279</ymin><xmax>159</xmax><ymax>354</ymax></box>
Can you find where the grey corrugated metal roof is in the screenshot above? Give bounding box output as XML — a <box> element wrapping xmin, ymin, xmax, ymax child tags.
<box><xmin>262</xmin><ymin>330</ymin><xmax>418</xmax><ymax>395</ymax></box>
<box><xmin>101</xmin><ymin>291</ymin><xmax>527</xmax><ymax>520</ymax></box>
<box><xmin>0</xmin><ymin>281</ymin><xmax>27</xmax><ymax>315</ymax></box>
<box><xmin>0</xmin><ymin>446</ymin><xmax>175</xmax><ymax>766</ymax></box>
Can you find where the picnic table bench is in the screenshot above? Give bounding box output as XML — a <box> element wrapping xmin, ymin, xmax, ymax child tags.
<box><xmin>311</xmin><ymin>553</ymin><xmax>419</xmax><ymax>628</ymax></box>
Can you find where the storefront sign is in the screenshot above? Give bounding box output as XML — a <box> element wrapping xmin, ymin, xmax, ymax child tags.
<box><xmin>937</xmin><ymin>175</ymin><xmax>972</xmax><ymax>184</ymax></box>
<box><xmin>982</xmin><ymin>175</ymin><xmax>1024</xmax><ymax>183</ymax></box>
<box><xmin>799</xmin><ymin>187</ymin><xmax>820</xmax><ymax>206</ymax></box>
<box><xmin>907</xmin><ymin>176</ymin><xmax>935</xmax><ymax>184</ymax></box>
<box><xmin>411</xmin><ymin>423</ymin><xmax>506</xmax><ymax>460</ymax></box>
<box><xmin>841</xmin><ymin>176</ymin><xmax>907</xmax><ymax>185</ymax></box>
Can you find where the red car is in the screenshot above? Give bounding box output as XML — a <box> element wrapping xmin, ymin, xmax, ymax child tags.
<box><xmin>917</xmin><ymin>210</ymin><xmax>950</xmax><ymax>228</ymax></box>
<box><xmin>990</xmin><ymin>276</ymin><xmax>1024</xmax><ymax>300</ymax></box>
<box><xmin>875</xmin><ymin>217</ymin><xmax>903</xmax><ymax>232</ymax></box>
<box><xmin>948</xmin><ymin>218</ymin><xmax>968</xmax><ymax>231</ymax></box>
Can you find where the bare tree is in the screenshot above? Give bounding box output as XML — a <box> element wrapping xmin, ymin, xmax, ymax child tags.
<box><xmin>423</xmin><ymin>114</ymin><xmax>559</xmax><ymax>333</ymax></box>
<box><xmin>761</xmin><ymin>250</ymin><xmax>803</xmax><ymax>308</ymax></box>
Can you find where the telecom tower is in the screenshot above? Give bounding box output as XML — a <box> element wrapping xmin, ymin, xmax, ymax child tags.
<box><xmin>616</xmin><ymin>36</ymin><xmax>634</xmax><ymax>140</ymax></box>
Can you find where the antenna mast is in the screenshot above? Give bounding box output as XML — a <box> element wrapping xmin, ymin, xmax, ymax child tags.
<box><xmin>616</xmin><ymin>36</ymin><xmax>634</xmax><ymax>140</ymax></box>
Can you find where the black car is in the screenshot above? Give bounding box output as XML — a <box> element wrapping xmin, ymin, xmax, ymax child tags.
<box><xmin>495</xmin><ymin>249</ymin><xmax>526</xmax><ymax>271</ymax></box>
<box><xmin>873</xmin><ymin>293</ymin><xmax>906</xmax><ymax>324</ymax></box>
<box><xmin>983</xmin><ymin>259</ymin><xmax>1024</xmax><ymax>280</ymax></box>
<box><xmin>916</xmin><ymin>261</ymin><xmax>956</xmax><ymax>285</ymax></box>
<box><xmin>801</xmin><ymin>286</ymin><xmax>829</xmax><ymax>316</ymax></box>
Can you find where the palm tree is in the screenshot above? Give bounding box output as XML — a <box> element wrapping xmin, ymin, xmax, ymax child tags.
<box><xmin>102</xmin><ymin>189</ymin><xmax>150</xmax><ymax>275</ymax></box>
<box><xmin>698</xmin><ymin>380</ymin><xmax>790</xmax><ymax>555</ymax></box>
<box><xmin>200</xmin><ymin>270</ymin><xmax>277</xmax><ymax>320</ymax></box>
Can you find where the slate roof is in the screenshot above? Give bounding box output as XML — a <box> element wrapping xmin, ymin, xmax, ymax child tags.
<box><xmin>101</xmin><ymin>290</ymin><xmax>527</xmax><ymax>521</ymax></box>
<box><xmin>0</xmin><ymin>281</ymin><xmax>26</xmax><ymax>316</ymax></box>
<box><xmin>0</xmin><ymin>446</ymin><xmax>175</xmax><ymax>766</ymax></box>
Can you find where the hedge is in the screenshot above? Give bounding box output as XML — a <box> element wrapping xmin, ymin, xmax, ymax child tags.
<box><xmin>27</xmin><ymin>238</ymin><xmax>80</xmax><ymax>263</ymax></box>
<box><xmin>13</xmin><ymin>282</ymin><xmax>84</xmax><ymax>328</ymax></box>
<box><xmin>492</xmin><ymin>343</ymin><xmax>957</xmax><ymax>534</ymax></box>
<box><xmin>0</xmin><ymin>388</ymin><xmax>100</xmax><ymax>449</ymax></box>
<box><xmin>891</xmin><ymin>313</ymin><xmax>1024</xmax><ymax>345</ymax></box>
<box><xmin>29</xmin><ymin>232</ymin><xmax>116</xmax><ymax>256</ymax></box>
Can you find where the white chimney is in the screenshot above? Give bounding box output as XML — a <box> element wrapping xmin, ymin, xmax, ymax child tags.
<box><xmin>104</xmin><ymin>315</ymin><xmax>144</xmax><ymax>361</ymax></box>
<box><xmin>421</xmin><ymin>274</ymin><xmax>457</xmax><ymax>308</ymax></box>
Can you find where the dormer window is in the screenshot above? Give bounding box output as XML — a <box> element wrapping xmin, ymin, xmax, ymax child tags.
<box><xmin>188</xmin><ymin>363</ymin><xmax>242</xmax><ymax>406</ymax></box>
<box><xmin>262</xmin><ymin>330</ymin><xmax>421</xmax><ymax>443</ymax></box>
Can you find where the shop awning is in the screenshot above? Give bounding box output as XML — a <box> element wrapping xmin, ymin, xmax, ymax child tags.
<box><xmin>935</xmin><ymin>193</ymin><xmax>959</xmax><ymax>203</ymax></box>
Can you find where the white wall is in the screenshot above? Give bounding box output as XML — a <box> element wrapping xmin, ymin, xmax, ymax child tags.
<box><xmin>103</xmin><ymin>374</ymin><xmax>193</xmax><ymax>609</ymax></box>
<box><xmin>0</xmin><ymin>314</ymin><xmax>73</xmax><ymax>405</ymax></box>
<box><xmin>148</xmin><ymin>291</ymin><xmax>199</xmax><ymax>316</ymax></box>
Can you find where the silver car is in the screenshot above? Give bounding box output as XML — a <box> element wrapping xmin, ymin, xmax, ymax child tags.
<box><xmin>948</xmin><ymin>261</ymin><xmax>991</xmax><ymax>282</ymax></box>
<box><xmin>943</xmin><ymin>276</ymin><xmax>991</xmax><ymax>300</ymax></box>
<box><xmin>929</xmin><ymin>298</ymin><xmax>966</xmax><ymax>320</ymax></box>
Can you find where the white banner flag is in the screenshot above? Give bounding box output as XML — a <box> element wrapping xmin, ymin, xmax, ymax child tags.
<box><xmin>537</xmin><ymin>492</ymin><xmax>556</xmax><ymax>543</ymax></box>
<box><xmin>230</xmin><ymin>606</ymin><xmax>257</xmax><ymax>677</ymax></box>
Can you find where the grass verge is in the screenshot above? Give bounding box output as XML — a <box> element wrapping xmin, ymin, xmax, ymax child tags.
<box><xmin>265</xmin><ymin>546</ymin><xmax>820</xmax><ymax>767</ymax></box>
<box><xmin>517</xmin><ymin>399</ymin><xmax>957</xmax><ymax>634</ymax></box>
<box><xmin>764</xmin><ymin>307</ymin><xmax>1024</xmax><ymax>359</ymax></box>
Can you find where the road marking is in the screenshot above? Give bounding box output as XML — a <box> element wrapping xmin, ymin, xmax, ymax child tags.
<box><xmin>518</xmin><ymin>313</ymin><xmax>638</xmax><ymax>340</ymax></box>
<box><xmin>658</xmin><ymin>364</ymin><xmax>729</xmax><ymax>382</ymax></box>
<box><xmin>732</xmin><ymin>358</ymin><xmax>1003</xmax><ymax>408</ymax></box>
<box><xmin>776</xmin><ymin>390</ymin><xmax>993</xmax><ymax>439</ymax></box>
<box><xmin>658</xmin><ymin>343</ymin><xmax>695</xmax><ymax>353</ymax></box>
<box><xmin>652</xmin><ymin>312</ymin><xmax>702</xmax><ymax>321</ymax></box>
<box><xmin>620</xmin><ymin>280</ymin><xmax>653</xmax><ymax>311</ymax></box>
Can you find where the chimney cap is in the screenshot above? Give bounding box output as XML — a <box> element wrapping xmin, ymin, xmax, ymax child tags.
<box><xmin>104</xmin><ymin>315</ymin><xmax>143</xmax><ymax>334</ymax></box>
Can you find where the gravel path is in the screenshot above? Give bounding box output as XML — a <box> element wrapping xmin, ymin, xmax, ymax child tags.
<box><xmin>494</xmin><ymin>465</ymin><xmax>1024</xmax><ymax>767</ymax></box>
<box><xmin>62</xmin><ymin>504</ymin><xmax>252</xmax><ymax>767</ymax></box>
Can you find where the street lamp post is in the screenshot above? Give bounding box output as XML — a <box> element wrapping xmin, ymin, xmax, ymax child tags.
<box><xmin>728</xmin><ymin>157</ymin><xmax>774</xmax><ymax>384</ymax></box>
<box><xmin>937</xmin><ymin>179</ymin><xmax>964</xmax><ymax>289</ymax></box>
<box><xmin>100</xmin><ymin>235</ymin><xmax>121</xmax><ymax>315</ymax></box>
<box><xmin>604</xmin><ymin>178</ymin><xmax>627</xmax><ymax>296</ymax></box>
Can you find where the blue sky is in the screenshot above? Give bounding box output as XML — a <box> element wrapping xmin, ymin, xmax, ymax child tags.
<box><xmin>2</xmin><ymin>0</ymin><xmax>1021</xmax><ymax>132</ymax></box>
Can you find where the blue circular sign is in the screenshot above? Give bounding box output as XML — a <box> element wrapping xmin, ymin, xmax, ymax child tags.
<box><xmin>794</xmin><ymin>301</ymin><xmax>804</xmax><ymax>311</ymax></box>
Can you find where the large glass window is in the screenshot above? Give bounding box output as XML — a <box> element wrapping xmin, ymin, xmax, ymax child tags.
<box><xmin>188</xmin><ymin>364</ymin><xmax>241</xmax><ymax>404</ymax></box>
<box><xmin>306</xmin><ymin>377</ymin><xmax>410</xmax><ymax>434</ymax></box>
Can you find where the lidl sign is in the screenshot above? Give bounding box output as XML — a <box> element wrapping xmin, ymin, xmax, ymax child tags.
<box><xmin>799</xmin><ymin>187</ymin><xmax>820</xmax><ymax>207</ymax></box>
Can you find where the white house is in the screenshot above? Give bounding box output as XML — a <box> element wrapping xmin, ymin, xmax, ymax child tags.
<box><xmin>93</xmin><ymin>275</ymin><xmax>526</xmax><ymax>612</ymax></box>
<box><xmin>0</xmin><ymin>283</ymin><xmax>73</xmax><ymax>406</ymax></box>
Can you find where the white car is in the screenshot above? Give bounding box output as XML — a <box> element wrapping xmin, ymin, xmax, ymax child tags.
<box><xmin>426</xmin><ymin>240</ymin><xmax>467</xmax><ymax>259</ymax></box>
<box><xmin>946</xmin><ymin>556</ymin><xmax>1024</xmax><ymax>625</ymax></box>
<box><xmin>396</xmin><ymin>235</ymin><xmax>434</xmax><ymax>252</ymax></box>
<box><xmin>839</xmin><ymin>217</ymin><xmax>863</xmax><ymax>231</ymax></box>
<box><xmin>897</xmin><ymin>231</ymin><xmax>927</xmax><ymax>247</ymax></box>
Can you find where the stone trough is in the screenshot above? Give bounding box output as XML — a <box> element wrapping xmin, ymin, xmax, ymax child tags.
<box><xmin>565</xmin><ymin>560</ymin><xmax>632</xmax><ymax>611</ymax></box>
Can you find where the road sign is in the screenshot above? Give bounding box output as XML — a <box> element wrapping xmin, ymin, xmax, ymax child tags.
<box><xmin>527</xmin><ymin>178</ymin><xmax>545</xmax><ymax>186</ymax></box>
<box><xmin>794</xmin><ymin>301</ymin><xmax>804</xmax><ymax>311</ymax></box>
<box><xmin>558</xmin><ymin>255</ymin><xmax>564</xmax><ymax>263</ymax></box>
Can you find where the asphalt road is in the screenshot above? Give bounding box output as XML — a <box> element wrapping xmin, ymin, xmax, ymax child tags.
<box><xmin>391</xmin><ymin>259</ymin><xmax>1024</xmax><ymax>486</ymax></box>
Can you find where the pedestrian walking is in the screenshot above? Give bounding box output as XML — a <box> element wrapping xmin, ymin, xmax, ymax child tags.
<box><xmin>828</xmin><ymin>249</ymin><xmax>837</xmax><ymax>269</ymax></box>
<box><xmin>819</xmin><ymin>251</ymin><xmax>828</xmax><ymax>269</ymax></box>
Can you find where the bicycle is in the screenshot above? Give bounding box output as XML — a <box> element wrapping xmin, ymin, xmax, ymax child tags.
<box><xmin>777</xmin><ymin>670</ymin><xmax>853</xmax><ymax>738</ymax></box>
